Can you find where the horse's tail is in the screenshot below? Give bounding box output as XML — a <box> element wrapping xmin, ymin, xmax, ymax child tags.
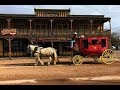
<box><xmin>53</xmin><ymin>48</ymin><xmax>58</xmax><ymax>65</ymax></box>
<box><xmin>53</xmin><ymin>49</ymin><xmax>57</xmax><ymax>58</ymax></box>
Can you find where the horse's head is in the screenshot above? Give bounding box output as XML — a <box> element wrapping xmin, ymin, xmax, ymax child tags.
<box><xmin>27</xmin><ymin>45</ymin><xmax>31</xmax><ymax>53</ymax></box>
<box><xmin>27</xmin><ymin>45</ymin><xmax>39</xmax><ymax>53</ymax></box>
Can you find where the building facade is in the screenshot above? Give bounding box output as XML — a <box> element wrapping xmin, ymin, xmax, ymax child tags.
<box><xmin>0</xmin><ymin>8</ymin><xmax>111</xmax><ymax>57</ymax></box>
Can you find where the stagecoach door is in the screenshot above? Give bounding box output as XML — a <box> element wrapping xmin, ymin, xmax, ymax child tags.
<box><xmin>89</xmin><ymin>38</ymin><xmax>99</xmax><ymax>51</ymax></box>
<box><xmin>101</xmin><ymin>39</ymin><xmax>106</xmax><ymax>48</ymax></box>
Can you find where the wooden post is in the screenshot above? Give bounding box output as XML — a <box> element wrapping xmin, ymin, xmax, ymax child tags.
<box><xmin>70</xmin><ymin>19</ymin><xmax>74</xmax><ymax>56</ymax></box>
<box><xmin>5</xmin><ymin>38</ymin><xmax>13</xmax><ymax>60</ymax></box>
<box><xmin>109</xmin><ymin>19</ymin><xmax>111</xmax><ymax>49</ymax></box>
<box><xmin>89</xmin><ymin>20</ymin><xmax>93</xmax><ymax>33</ymax></box>
<box><xmin>7</xmin><ymin>19</ymin><xmax>11</xmax><ymax>29</ymax></box>
<box><xmin>28</xmin><ymin>19</ymin><xmax>32</xmax><ymax>33</ymax></box>
<box><xmin>28</xmin><ymin>19</ymin><xmax>33</xmax><ymax>44</ymax></box>
<box><xmin>70</xmin><ymin>19</ymin><xmax>73</xmax><ymax>33</ymax></box>
<box><xmin>49</xmin><ymin>19</ymin><xmax>53</xmax><ymax>47</ymax></box>
<box><xmin>7</xmin><ymin>19</ymin><xmax>12</xmax><ymax>60</ymax></box>
<box><xmin>50</xmin><ymin>19</ymin><xmax>53</xmax><ymax>36</ymax></box>
<box><xmin>8</xmin><ymin>38</ymin><xmax>12</xmax><ymax>60</ymax></box>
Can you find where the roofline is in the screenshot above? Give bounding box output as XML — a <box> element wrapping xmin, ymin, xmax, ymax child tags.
<box><xmin>0</xmin><ymin>14</ymin><xmax>35</xmax><ymax>16</ymax></box>
<box><xmin>0</xmin><ymin>14</ymin><xmax>110</xmax><ymax>19</ymax></box>
<box><xmin>69</xmin><ymin>15</ymin><xmax>104</xmax><ymax>17</ymax></box>
<box><xmin>0</xmin><ymin>16</ymin><xmax>110</xmax><ymax>21</ymax></box>
<box><xmin>34</xmin><ymin>8</ymin><xmax>70</xmax><ymax>12</ymax></box>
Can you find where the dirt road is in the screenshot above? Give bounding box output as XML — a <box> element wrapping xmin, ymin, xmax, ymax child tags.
<box><xmin>0</xmin><ymin>57</ymin><xmax>120</xmax><ymax>85</ymax></box>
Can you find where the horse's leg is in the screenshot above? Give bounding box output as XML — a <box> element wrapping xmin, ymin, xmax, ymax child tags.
<box><xmin>57</xmin><ymin>57</ymin><xmax>60</xmax><ymax>64</ymax></box>
<box><xmin>35</xmin><ymin>58</ymin><xmax>39</xmax><ymax>66</ymax></box>
<box><xmin>38</xmin><ymin>55</ymin><xmax>44</xmax><ymax>66</ymax></box>
<box><xmin>53</xmin><ymin>50</ymin><xmax>57</xmax><ymax>65</ymax></box>
<box><xmin>30</xmin><ymin>52</ymin><xmax>32</xmax><ymax>58</ymax></box>
<box><xmin>35</xmin><ymin>53</ymin><xmax>39</xmax><ymax>66</ymax></box>
<box><xmin>53</xmin><ymin>58</ymin><xmax>57</xmax><ymax>65</ymax></box>
<box><xmin>47</xmin><ymin>56</ymin><xmax>52</xmax><ymax>66</ymax></box>
<box><xmin>35</xmin><ymin>53</ymin><xmax>44</xmax><ymax>66</ymax></box>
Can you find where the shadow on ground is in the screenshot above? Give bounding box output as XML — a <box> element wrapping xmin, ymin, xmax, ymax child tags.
<box><xmin>4</xmin><ymin>61</ymin><xmax>103</xmax><ymax>66</ymax></box>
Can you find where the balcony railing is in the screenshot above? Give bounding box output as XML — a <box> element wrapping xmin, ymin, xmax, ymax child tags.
<box><xmin>0</xmin><ymin>29</ymin><xmax>111</xmax><ymax>39</ymax></box>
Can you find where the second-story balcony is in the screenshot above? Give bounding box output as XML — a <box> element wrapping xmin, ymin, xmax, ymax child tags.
<box><xmin>0</xmin><ymin>29</ymin><xmax>111</xmax><ymax>40</ymax></box>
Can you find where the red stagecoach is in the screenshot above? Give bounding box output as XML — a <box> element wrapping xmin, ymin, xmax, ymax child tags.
<box><xmin>71</xmin><ymin>36</ymin><xmax>115</xmax><ymax>65</ymax></box>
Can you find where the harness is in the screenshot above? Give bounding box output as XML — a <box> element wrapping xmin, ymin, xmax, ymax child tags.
<box><xmin>36</xmin><ymin>47</ymin><xmax>43</xmax><ymax>55</ymax></box>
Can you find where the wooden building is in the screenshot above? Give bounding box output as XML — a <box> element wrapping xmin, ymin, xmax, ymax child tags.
<box><xmin>0</xmin><ymin>8</ymin><xmax>111</xmax><ymax>57</ymax></box>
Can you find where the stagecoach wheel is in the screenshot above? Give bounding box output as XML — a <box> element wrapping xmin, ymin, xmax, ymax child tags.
<box><xmin>72</xmin><ymin>55</ymin><xmax>83</xmax><ymax>65</ymax></box>
<box><xmin>101</xmin><ymin>49</ymin><xmax>115</xmax><ymax>64</ymax></box>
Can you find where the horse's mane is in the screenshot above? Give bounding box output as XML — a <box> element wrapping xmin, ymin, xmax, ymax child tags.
<box><xmin>28</xmin><ymin>44</ymin><xmax>39</xmax><ymax>47</ymax></box>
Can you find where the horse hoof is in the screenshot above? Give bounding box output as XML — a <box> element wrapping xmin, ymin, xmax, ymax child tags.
<box><xmin>53</xmin><ymin>62</ymin><xmax>56</xmax><ymax>65</ymax></box>
<box><xmin>47</xmin><ymin>62</ymin><xmax>50</xmax><ymax>66</ymax></box>
<box><xmin>53</xmin><ymin>63</ymin><xmax>56</xmax><ymax>66</ymax></box>
<box><xmin>41</xmin><ymin>63</ymin><xmax>44</xmax><ymax>66</ymax></box>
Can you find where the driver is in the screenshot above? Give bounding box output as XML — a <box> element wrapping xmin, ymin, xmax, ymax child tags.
<box><xmin>70</xmin><ymin>32</ymin><xmax>78</xmax><ymax>48</ymax></box>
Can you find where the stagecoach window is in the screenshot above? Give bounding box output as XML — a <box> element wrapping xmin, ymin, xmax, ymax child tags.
<box><xmin>83</xmin><ymin>40</ymin><xmax>88</xmax><ymax>48</ymax></box>
<box><xmin>101</xmin><ymin>39</ymin><xmax>106</xmax><ymax>47</ymax></box>
<box><xmin>92</xmin><ymin>39</ymin><xmax>98</xmax><ymax>45</ymax></box>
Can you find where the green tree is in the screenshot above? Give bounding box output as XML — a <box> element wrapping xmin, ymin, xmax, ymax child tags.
<box><xmin>111</xmin><ymin>32</ymin><xmax>120</xmax><ymax>48</ymax></box>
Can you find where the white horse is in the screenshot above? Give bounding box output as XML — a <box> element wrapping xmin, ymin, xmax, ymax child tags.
<box><xmin>27</xmin><ymin>45</ymin><xmax>59</xmax><ymax>66</ymax></box>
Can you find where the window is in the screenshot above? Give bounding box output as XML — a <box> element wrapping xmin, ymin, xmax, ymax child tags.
<box><xmin>83</xmin><ymin>39</ymin><xmax>88</xmax><ymax>48</ymax></box>
<box><xmin>101</xmin><ymin>39</ymin><xmax>106</xmax><ymax>47</ymax></box>
<box><xmin>3</xmin><ymin>40</ymin><xmax>9</xmax><ymax>52</ymax></box>
<box><xmin>3</xmin><ymin>39</ymin><xmax>28</xmax><ymax>52</ymax></box>
<box><xmin>92</xmin><ymin>39</ymin><xmax>98</xmax><ymax>45</ymax></box>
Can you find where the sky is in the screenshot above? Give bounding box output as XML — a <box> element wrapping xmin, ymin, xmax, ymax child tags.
<box><xmin>0</xmin><ymin>5</ymin><xmax>119</xmax><ymax>32</ymax></box>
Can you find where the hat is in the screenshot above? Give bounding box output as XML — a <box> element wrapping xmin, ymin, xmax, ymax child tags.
<box><xmin>80</xmin><ymin>35</ymin><xmax>85</xmax><ymax>38</ymax></box>
<box><xmin>73</xmin><ymin>32</ymin><xmax>77</xmax><ymax>35</ymax></box>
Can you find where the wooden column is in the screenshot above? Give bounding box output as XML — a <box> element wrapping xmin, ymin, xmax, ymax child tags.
<box><xmin>7</xmin><ymin>18</ymin><xmax>11</xmax><ymax>29</ymax></box>
<box><xmin>28</xmin><ymin>19</ymin><xmax>33</xmax><ymax>44</ymax></box>
<box><xmin>70</xmin><ymin>19</ymin><xmax>74</xmax><ymax>34</ymax></box>
<box><xmin>8</xmin><ymin>38</ymin><xmax>12</xmax><ymax>60</ymax></box>
<box><xmin>28</xmin><ymin>19</ymin><xmax>32</xmax><ymax>34</ymax></box>
<box><xmin>70</xmin><ymin>19</ymin><xmax>74</xmax><ymax>56</ymax></box>
<box><xmin>7</xmin><ymin>18</ymin><xmax>12</xmax><ymax>60</ymax></box>
<box><xmin>89</xmin><ymin>20</ymin><xmax>93</xmax><ymax>33</ymax></box>
<box><xmin>50</xmin><ymin>19</ymin><xmax>53</xmax><ymax>34</ymax></box>
<box><xmin>109</xmin><ymin>19</ymin><xmax>111</xmax><ymax>49</ymax></box>
<box><xmin>49</xmin><ymin>19</ymin><xmax>54</xmax><ymax>47</ymax></box>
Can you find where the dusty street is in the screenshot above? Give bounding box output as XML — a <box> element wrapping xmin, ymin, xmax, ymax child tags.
<box><xmin>0</xmin><ymin>53</ymin><xmax>120</xmax><ymax>85</ymax></box>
